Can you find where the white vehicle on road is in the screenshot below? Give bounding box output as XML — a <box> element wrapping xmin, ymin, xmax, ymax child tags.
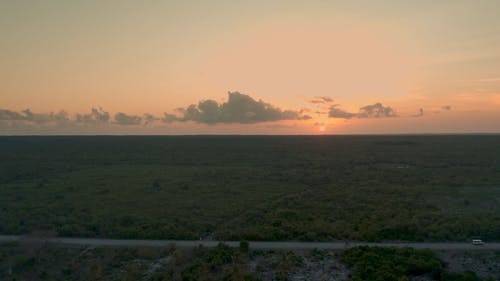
<box><xmin>472</xmin><ymin>239</ymin><xmax>484</xmax><ymax>245</ymax></box>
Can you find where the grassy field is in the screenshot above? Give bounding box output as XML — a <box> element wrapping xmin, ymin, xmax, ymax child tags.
<box><xmin>1</xmin><ymin>135</ymin><xmax>499</xmax><ymax>241</ymax></box>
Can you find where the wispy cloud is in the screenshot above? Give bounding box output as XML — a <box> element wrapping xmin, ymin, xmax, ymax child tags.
<box><xmin>329</xmin><ymin>102</ymin><xmax>398</xmax><ymax>119</ymax></box>
<box><xmin>308</xmin><ymin>96</ymin><xmax>334</xmax><ymax>104</ymax></box>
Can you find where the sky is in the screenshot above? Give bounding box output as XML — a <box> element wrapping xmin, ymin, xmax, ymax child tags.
<box><xmin>1</xmin><ymin>0</ymin><xmax>500</xmax><ymax>135</ymax></box>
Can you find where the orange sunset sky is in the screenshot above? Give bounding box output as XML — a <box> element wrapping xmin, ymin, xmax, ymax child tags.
<box><xmin>1</xmin><ymin>0</ymin><xmax>500</xmax><ymax>134</ymax></box>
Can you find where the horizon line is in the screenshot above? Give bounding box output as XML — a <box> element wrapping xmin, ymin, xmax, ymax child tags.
<box><xmin>1</xmin><ymin>133</ymin><xmax>500</xmax><ymax>137</ymax></box>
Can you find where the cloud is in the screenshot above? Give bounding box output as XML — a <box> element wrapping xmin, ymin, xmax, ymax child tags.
<box><xmin>359</xmin><ymin>103</ymin><xmax>397</xmax><ymax>118</ymax></box>
<box><xmin>166</xmin><ymin>91</ymin><xmax>310</xmax><ymax>124</ymax></box>
<box><xmin>329</xmin><ymin>102</ymin><xmax>397</xmax><ymax>119</ymax></box>
<box><xmin>442</xmin><ymin>105</ymin><xmax>452</xmax><ymax>111</ymax></box>
<box><xmin>75</xmin><ymin>108</ymin><xmax>110</xmax><ymax>125</ymax></box>
<box><xmin>114</xmin><ymin>112</ymin><xmax>142</xmax><ymax>125</ymax></box>
<box><xmin>0</xmin><ymin>107</ymin><xmax>161</xmax><ymax>130</ymax></box>
<box><xmin>314</xmin><ymin>111</ymin><xmax>328</xmax><ymax>116</ymax></box>
<box><xmin>0</xmin><ymin>108</ymin><xmax>70</xmax><ymax>124</ymax></box>
<box><xmin>309</xmin><ymin>96</ymin><xmax>334</xmax><ymax>104</ymax></box>
<box><xmin>23</xmin><ymin>109</ymin><xmax>70</xmax><ymax>124</ymax></box>
<box><xmin>1</xmin><ymin>91</ymin><xmax>312</xmax><ymax>131</ymax></box>
<box><xmin>0</xmin><ymin>109</ymin><xmax>28</xmax><ymax>121</ymax></box>
<box><xmin>328</xmin><ymin>106</ymin><xmax>359</xmax><ymax>119</ymax></box>
<box><xmin>320</xmin><ymin>96</ymin><xmax>334</xmax><ymax>103</ymax></box>
<box><xmin>143</xmin><ymin>113</ymin><xmax>158</xmax><ymax>125</ymax></box>
<box><xmin>161</xmin><ymin>113</ymin><xmax>178</xmax><ymax>124</ymax></box>
<box><xmin>50</xmin><ymin>111</ymin><xmax>71</xmax><ymax>123</ymax></box>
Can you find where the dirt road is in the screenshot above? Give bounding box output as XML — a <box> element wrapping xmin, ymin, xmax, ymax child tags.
<box><xmin>1</xmin><ymin>235</ymin><xmax>498</xmax><ymax>250</ymax></box>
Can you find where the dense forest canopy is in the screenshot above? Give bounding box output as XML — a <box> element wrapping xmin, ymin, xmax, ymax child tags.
<box><xmin>0</xmin><ymin>135</ymin><xmax>499</xmax><ymax>241</ymax></box>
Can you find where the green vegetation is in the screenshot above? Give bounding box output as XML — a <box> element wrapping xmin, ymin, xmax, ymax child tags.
<box><xmin>1</xmin><ymin>135</ymin><xmax>499</xmax><ymax>241</ymax></box>
<box><xmin>179</xmin><ymin>243</ymin><xmax>259</xmax><ymax>281</ymax></box>
<box><xmin>0</xmin><ymin>241</ymin><xmax>257</xmax><ymax>281</ymax></box>
<box><xmin>2</xmin><ymin>242</ymin><xmax>497</xmax><ymax>280</ymax></box>
<box><xmin>341</xmin><ymin>246</ymin><xmax>484</xmax><ymax>281</ymax></box>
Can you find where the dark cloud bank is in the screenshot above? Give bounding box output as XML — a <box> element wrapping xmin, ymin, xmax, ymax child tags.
<box><xmin>2</xmin><ymin>92</ymin><xmax>434</xmax><ymax>131</ymax></box>
<box><xmin>0</xmin><ymin>109</ymin><xmax>70</xmax><ymax>124</ymax></box>
<box><xmin>75</xmin><ymin>108</ymin><xmax>110</xmax><ymax>125</ymax></box>
<box><xmin>165</xmin><ymin>91</ymin><xmax>311</xmax><ymax>124</ymax></box>
<box><xmin>0</xmin><ymin>92</ymin><xmax>310</xmax><ymax>129</ymax></box>
<box><xmin>114</xmin><ymin>112</ymin><xmax>142</xmax><ymax>126</ymax></box>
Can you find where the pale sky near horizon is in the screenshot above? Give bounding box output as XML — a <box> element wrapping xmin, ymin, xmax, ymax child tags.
<box><xmin>1</xmin><ymin>0</ymin><xmax>500</xmax><ymax>134</ymax></box>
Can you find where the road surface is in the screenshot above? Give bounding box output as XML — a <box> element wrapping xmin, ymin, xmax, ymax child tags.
<box><xmin>0</xmin><ymin>235</ymin><xmax>500</xmax><ymax>250</ymax></box>
<box><xmin>1</xmin><ymin>235</ymin><xmax>498</xmax><ymax>250</ymax></box>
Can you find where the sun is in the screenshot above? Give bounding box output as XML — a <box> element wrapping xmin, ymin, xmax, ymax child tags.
<box><xmin>319</xmin><ymin>126</ymin><xmax>326</xmax><ymax>132</ymax></box>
